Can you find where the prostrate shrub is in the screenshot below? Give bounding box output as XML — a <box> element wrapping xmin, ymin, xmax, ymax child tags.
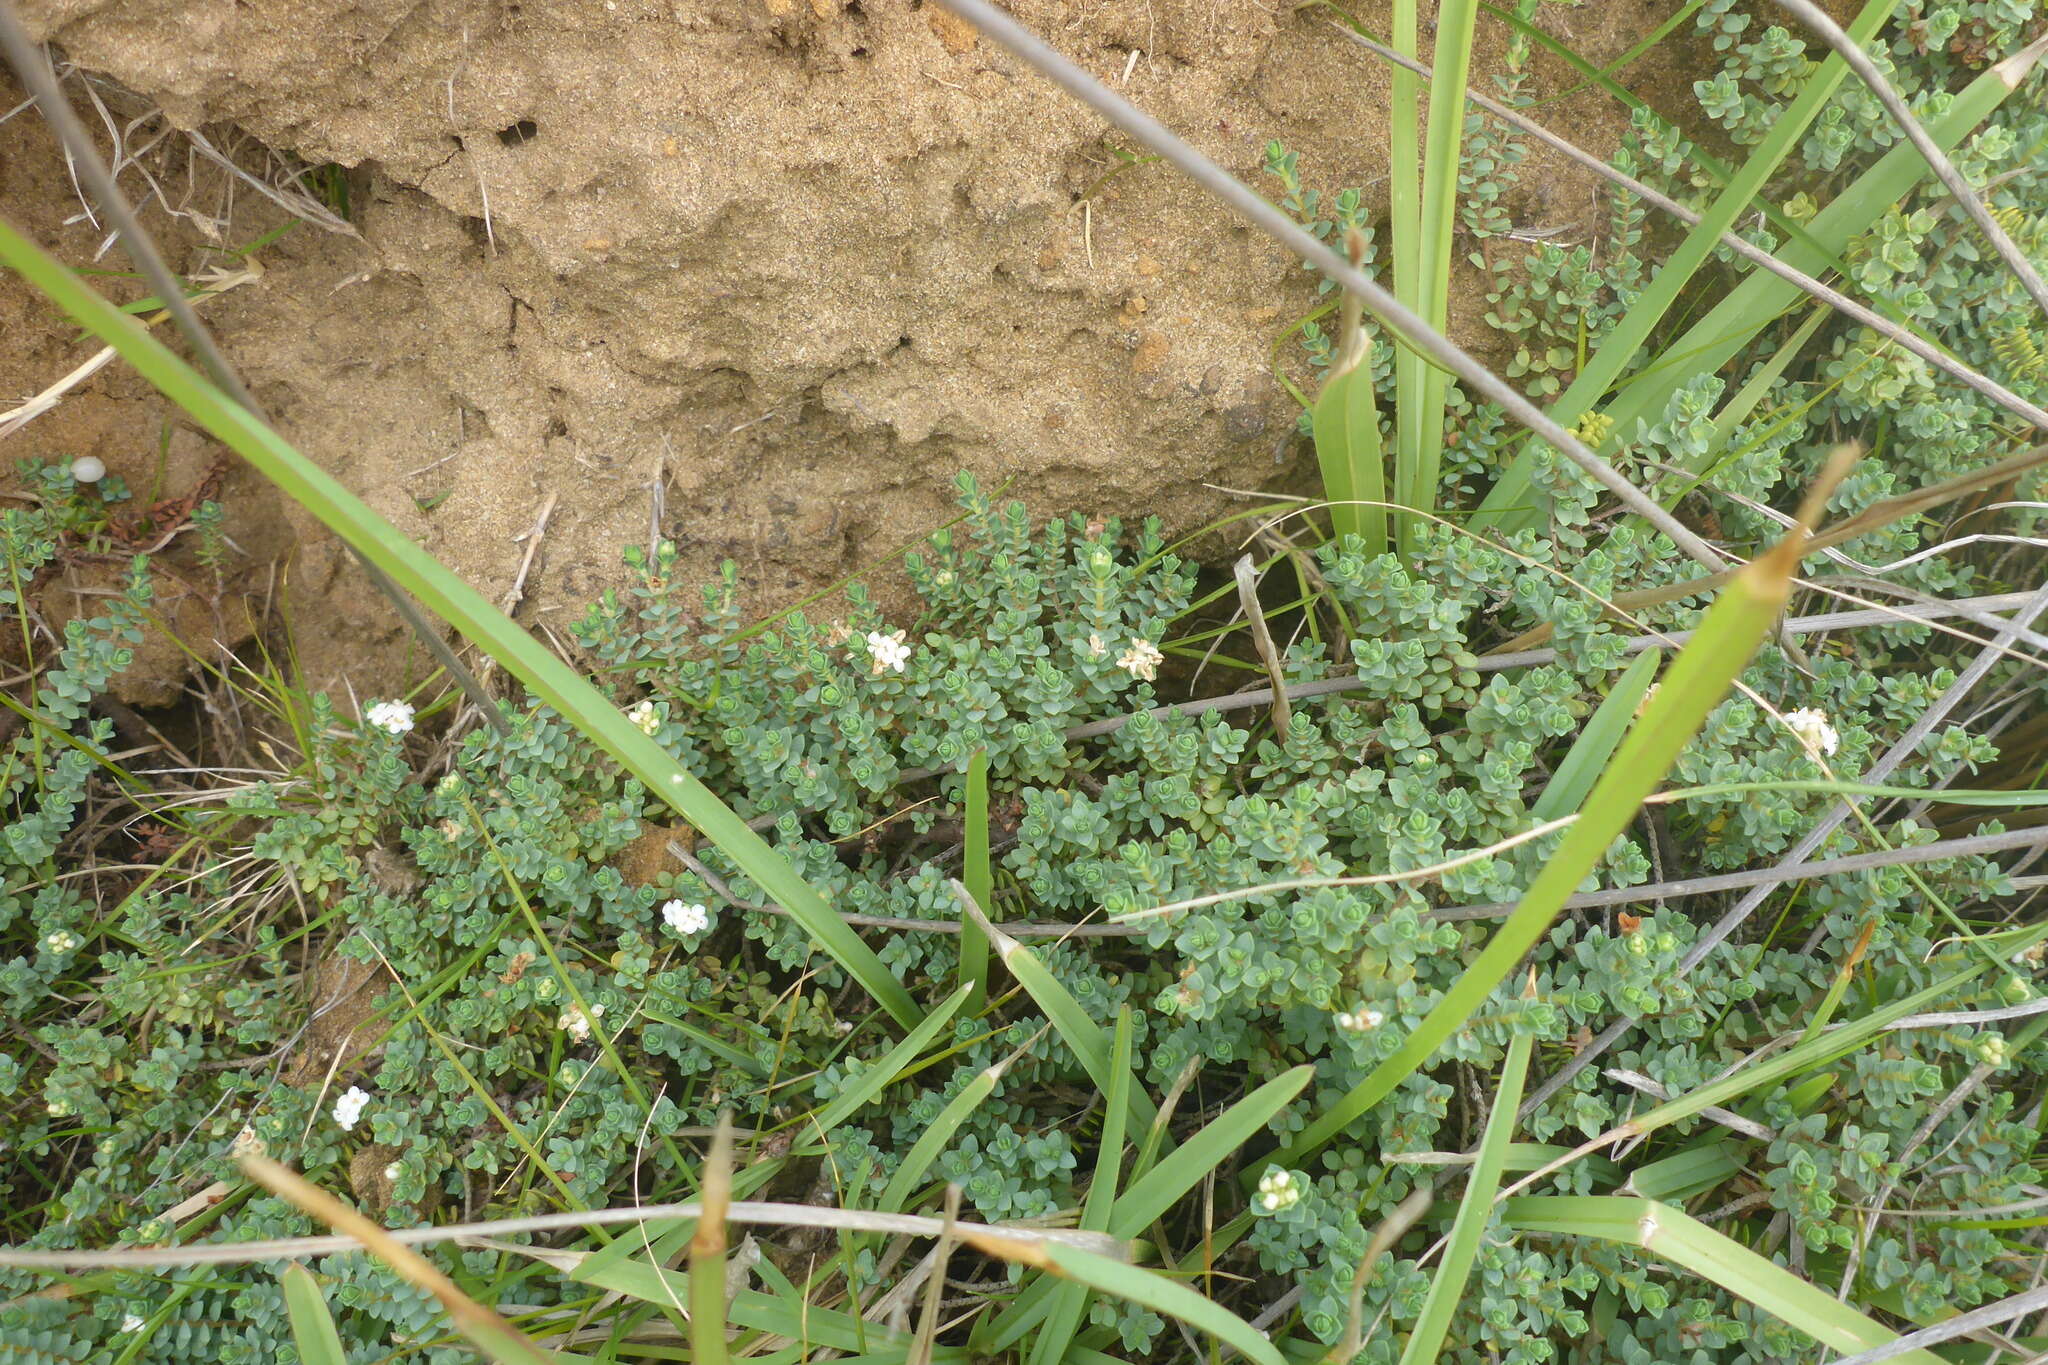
<box><xmin>3</xmin><ymin>2</ymin><xmax>2046</xmax><ymax>1359</ymax></box>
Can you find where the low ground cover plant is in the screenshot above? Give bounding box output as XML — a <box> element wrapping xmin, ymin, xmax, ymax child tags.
<box><xmin>2</xmin><ymin>1</ymin><xmax>2047</xmax><ymax>1362</ymax></box>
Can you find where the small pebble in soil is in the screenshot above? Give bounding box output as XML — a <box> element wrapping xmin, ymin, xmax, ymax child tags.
<box><xmin>70</xmin><ymin>456</ymin><xmax>106</xmax><ymax>483</ymax></box>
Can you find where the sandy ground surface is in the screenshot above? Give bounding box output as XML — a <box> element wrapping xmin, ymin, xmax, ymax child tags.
<box><xmin>2</xmin><ymin>0</ymin><xmax>1700</xmax><ymax>702</ymax></box>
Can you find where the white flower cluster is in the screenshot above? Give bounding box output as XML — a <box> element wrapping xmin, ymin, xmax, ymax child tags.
<box><xmin>627</xmin><ymin>699</ymin><xmax>661</xmax><ymax>736</ymax></box>
<box><xmin>557</xmin><ymin>1002</ymin><xmax>606</xmax><ymax>1042</ymax></box>
<box><xmin>364</xmin><ymin>699</ymin><xmax>416</xmax><ymax>736</ymax></box>
<box><xmin>662</xmin><ymin>899</ymin><xmax>711</xmax><ymax>935</ymax></box>
<box><xmin>1115</xmin><ymin>638</ymin><xmax>1164</xmax><ymax>682</ymax></box>
<box><xmin>866</xmin><ymin>629</ymin><xmax>912</xmax><ymax>675</ymax></box>
<box><xmin>1255</xmin><ymin>1167</ymin><xmax>1302</xmax><ymax>1213</ymax></box>
<box><xmin>1782</xmin><ymin>707</ymin><xmax>1840</xmax><ymax>757</ymax></box>
<box><xmin>332</xmin><ymin>1085</ymin><xmax>371</xmax><ymax>1132</ymax></box>
<box><xmin>1334</xmin><ymin>1006</ymin><xmax>1384</xmax><ymax>1032</ymax></box>
<box><xmin>43</xmin><ymin>931</ymin><xmax>78</xmax><ymax>954</ymax></box>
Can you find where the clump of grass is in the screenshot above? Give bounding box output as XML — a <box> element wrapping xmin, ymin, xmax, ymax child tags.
<box><xmin>3</xmin><ymin>2</ymin><xmax>2048</xmax><ymax>1363</ymax></box>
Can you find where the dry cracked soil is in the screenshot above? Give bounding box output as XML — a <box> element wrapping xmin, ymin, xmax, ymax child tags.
<box><xmin>2</xmin><ymin>0</ymin><xmax>1699</xmax><ymax>703</ymax></box>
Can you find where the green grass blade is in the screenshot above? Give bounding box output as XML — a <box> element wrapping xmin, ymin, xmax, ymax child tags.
<box><xmin>1662</xmin><ymin>304</ymin><xmax>1834</xmax><ymax>509</ymax></box>
<box><xmin>581</xmin><ymin>1257</ymin><xmax>903</xmax><ymax>1356</ymax></box>
<box><xmin>1801</xmin><ymin>923</ymin><xmax>1874</xmax><ymax>1044</ymax></box>
<box><xmin>636</xmin><ymin>1008</ymin><xmax>769</xmax><ymax>1076</ymax></box>
<box><xmin>1388</xmin><ymin>0</ymin><xmax>1423</xmax><ymax>542</ymax></box>
<box><xmin>1705</xmin><ymin>305</ymin><xmax>1829</xmax><ymax>455</ymax></box>
<box><xmin>1475</xmin><ymin>0</ymin><xmax>1853</xmax><ymax>272</ymax></box>
<box><xmin>1127</xmin><ymin>1056</ymin><xmax>1203</xmax><ymax>1186</ymax></box>
<box><xmin>1503</xmin><ymin>1197</ymin><xmax>1947</xmax><ymax>1364</ymax></box>
<box><xmin>807</xmin><ymin>983</ymin><xmax>972</xmax><ymax>1141</ymax></box>
<box><xmin>1090</xmin><ymin>1009</ymin><xmax>1134</xmax><ymax>1226</ymax></box>
<box><xmin>280</xmin><ymin>1264</ymin><xmax>348</xmax><ymax>1365</ymax></box>
<box><xmin>1529</xmin><ymin>648</ymin><xmax>1660</xmax><ymax>822</ymax></box>
<box><xmin>1031</xmin><ymin>1009</ymin><xmax>1134</xmax><ymax>1365</ymax></box>
<box><xmin>0</xmin><ymin>216</ymin><xmax>922</xmax><ymax>1033</ymax></box>
<box><xmin>1114</xmin><ymin>1064</ymin><xmax>1311</xmax><ymax>1236</ymax></box>
<box><xmin>1616</xmin><ymin>943</ymin><xmax>2037</xmax><ymax>1143</ymax></box>
<box><xmin>1620</xmin><ymin>1075</ymin><xmax>1831</xmax><ymax>1200</ymax></box>
<box><xmin>1275</xmin><ymin>533</ymin><xmax>1801</xmax><ymax>1170</ymax></box>
<box><xmin>1482</xmin><ymin>31</ymin><xmax>2036</xmax><ymax>530</ymax></box>
<box><xmin>983</xmin><ymin>1064</ymin><xmax>1313</xmax><ymax>1354</ymax></box>
<box><xmin>1400</xmin><ymin>1009</ymin><xmax>1534</xmax><ymax>1364</ymax></box>
<box><xmin>1475</xmin><ymin>0</ymin><xmax>1898</xmax><ymax>532</ymax></box>
<box><xmin>1396</xmin><ymin>0</ymin><xmax>1481</xmax><ymax>556</ymax></box>
<box><xmin>1020</xmin><ymin>1242</ymin><xmax>1286</xmax><ymax>1365</ymax></box>
<box><xmin>1312</xmin><ymin>350</ymin><xmax>1386</xmax><ymax>554</ymax></box>
<box><xmin>961</xmin><ymin>750</ymin><xmax>993</xmax><ymax>1010</ymax></box>
<box><xmin>953</xmin><ymin>883</ymin><xmax>1154</xmax><ymax>1135</ymax></box>
<box><xmin>1389</xmin><ymin>0</ymin><xmax>1422</xmax><ymax>310</ymax></box>
<box><xmin>876</xmin><ymin>1046</ymin><xmax>1009</xmax><ymax>1215</ymax></box>
<box><xmin>1621</xmin><ymin>1137</ymin><xmax>1747</xmax><ymax>1202</ymax></box>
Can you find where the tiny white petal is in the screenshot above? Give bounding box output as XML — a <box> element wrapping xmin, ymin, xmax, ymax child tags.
<box><xmin>557</xmin><ymin>1003</ymin><xmax>604</xmax><ymax>1041</ymax></box>
<box><xmin>1782</xmin><ymin>707</ymin><xmax>1840</xmax><ymax>758</ymax></box>
<box><xmin>364</xmin><ymin>700</ymin><xmax>416</xmax><ymax>736</ymax></box>
<box><xmin>865</xmin><ymin>630</ymin><xmax>912</xmax><ymax>675</ymax></box>
<box><xmin>662</xmin><ymin>899</ymin><xmax>711</xmax><ymax>935</ymax></box>
<box><xmin>333</xmin><ymin>1085</ymin><xmax>372</xmax><ymax>1132</ymax></box>
<box><xmin>121</xmin><ymin>1314</ymin><xmax>146</xmax><ymax>1333</ymax></box>
<box><xmin>1115</xmin><ymin>638</ymin><xmax>1164</xmax><ymax>682</ymax></box>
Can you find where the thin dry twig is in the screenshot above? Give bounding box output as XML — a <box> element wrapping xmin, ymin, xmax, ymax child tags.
<box><xmin>0</xmin><ymin>3</ymin><xmax>507</xmax><ymax>732</ymax></box>
<box><xmin>1232</xmin><ymin>554</ymin><xmax>1291</xmax><ymax>739</ymax></box>
<box><xmin>907</xmin><ymin>1185</ymin><xmax>964</xmax><ymax>1365</ymax></box>
<box><xmin>240</xmin><ymin>1156</ymin><xmax>551</xmax><ymax>1365</ymax></box>
<box><xmin>1771</xmin><ymin>0</ymin><xmax>2048</xmax><ymax>320</ymax></box>
<box><xmin>1817</xmin><ymin>1281</ymin><xmax>2048</xmax><ymax>1365</ymax></box>
<box><xmin>1491</xmin><ymin>441</ymin><xmax>2048</xmax><ymax>655</ymax></box>
<box><xmin>1327</xmin><ymin>20</ymin><xmax>2048</xmax><ymax>435</ymax></box>
<box><xmin>501</xmin><ymin>492</ymin><xmax>558</xmax><ymax>616</ymax></box>
<box><xmin>1603</xmin><ymin>1068</ymin><xmax>1774</xmax><ymax>1141</ymax></box>
<box><xmin>924</xmin><ymin>0</ymin><xmax>1730</xmax><ymax>575</ymax></box>
<box><xmin>0</xmin><ymin>1200</ymin><xmax>1124</xmax><ymax>1271</ymax></box>
<box><xmin>1519</xmin><ymin>582</ymin><xmax>2048</xmax><ymax>1121</ymax></box>
<box><xmin>0</xmin><ymin>260</ymin><xmax>263</xmax><ymax>440</ymax></box>
<box><xmin>1326</xmin><ymin>1184</ymin><xmax>1433</xmax><ymax>1365</ymax></box>
<box><xmin>678</xmin><ymin>823</ymin><xmax>2040</xmax><ymax>937</ymax></box>
<box><xmin>1056</xmin><ymin>590</ymin><xmax>2046</xmax><ymax>747</ymax></box>
<box><xmin>1837</xmin><ymin>1059</ymin><xmax>1998</xmax><ymax>1301</ymax></box>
